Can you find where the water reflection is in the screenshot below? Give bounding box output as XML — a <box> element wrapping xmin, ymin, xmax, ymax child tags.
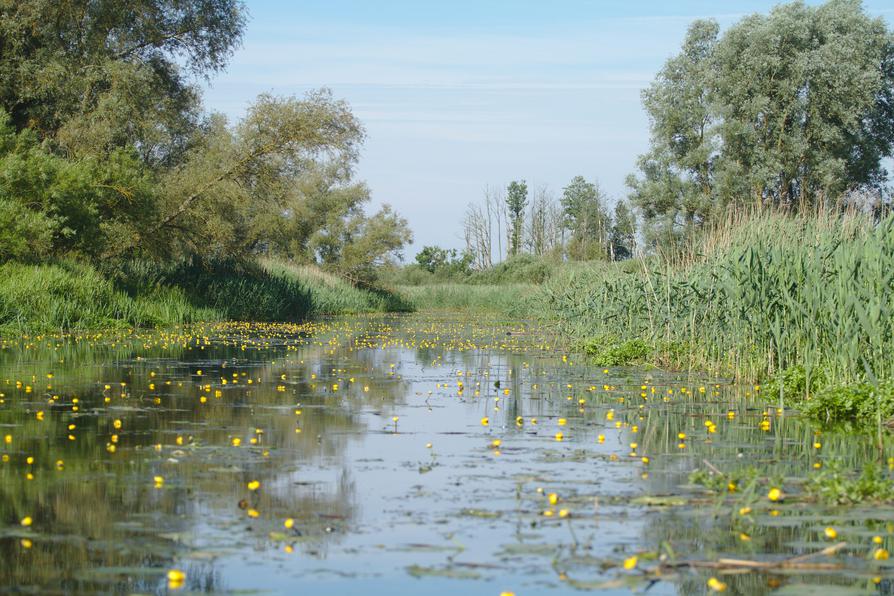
<box><xmin>1</xmin><ymin>315</ymin><xmax>892</xmax><ymax>594</ymax></box>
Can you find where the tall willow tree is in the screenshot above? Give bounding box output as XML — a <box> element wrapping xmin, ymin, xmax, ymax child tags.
<box><xmin>0</xmin><ymin>0</ymin><xmax>246</xmax><ymax>260</ymax></box>
<box><xmin>125</xmin><ymin>90</ymin><xmax>411</xmax><ymax>280</ymax></box>
<box><xmin>0</xmin><ymin>0</ymin><xmax>246</xmax><ymax>164</ymax></box>
<box><xmin>0</xmin><ymin>2</ymin><xmax>412</xmax><ymax>279</ymax></box>
<box><xmin>506</xmin><ymin>180</ymin><xmax>528</xmax><ymax>257</ymax></box>
<box><xmin>629</xmin><ymin>0</ymin><xmax>894</xmax><ymax>244</ymax></box>
<box><xmin>561</xmin><ymin>175</ymin><xmax>611</xmax><ymax>259</ymax></box>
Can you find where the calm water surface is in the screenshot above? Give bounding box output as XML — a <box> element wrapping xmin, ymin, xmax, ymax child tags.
<box><xmin>1</xmin><ymin>314</ymin><xmax>892</xmax><ymax>595</ymax></box>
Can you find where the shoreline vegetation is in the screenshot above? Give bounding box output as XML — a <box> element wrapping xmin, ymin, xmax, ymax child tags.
<box><xmin>388</xmin><ymin>208</ymin><xmax>894</xmax><ymax>429</ymax></box>
<box><xmin>3</xmin><ymin>206</ymin><xmax>892</xmax><ymax>427</ymax></box>
<box><xmin>0</xmin><ymin>258</ymin><xmax>411</xmax><ymax>333</ymax></box>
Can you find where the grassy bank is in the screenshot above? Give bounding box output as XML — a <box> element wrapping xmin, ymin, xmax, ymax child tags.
<box><xmin>397</xmin><ymin>283</ymin><xmax>536</xmax><ymax>314</ymax></box>
<box><xmin>532</xmin><ymin>211</ymin><xmax>894</xmax><ymax>425</ymax></box>
<box><xmin>0</xmin><ymin>259</ymin><xmax>410</xmax><ymax>333</ymax></box>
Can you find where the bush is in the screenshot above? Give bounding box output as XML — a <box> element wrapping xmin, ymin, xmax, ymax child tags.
<box><xmin>799</xmin><ymin>382</ymin><xmax>894</xmax><ymax>426</ymax></box>
<box><xmin>763</xmin><ymin>366</ymin><xmax>827</xmax><ymax>404</ymax></box>
<box><xmin>582</xmin><ymin>337</ymin><xmax>651</xmax><ymax>366</ymax></box>
<box><xmin>466</xmin><ymin>254</ymin><xmax>557</xmax><ymax>285</ymax></box>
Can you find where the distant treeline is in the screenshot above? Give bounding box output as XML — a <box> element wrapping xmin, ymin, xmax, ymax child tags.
<box><xmin>444</xmin><ymin>0</ymin><xmax>893</xmax><ymax>274</ymax></box>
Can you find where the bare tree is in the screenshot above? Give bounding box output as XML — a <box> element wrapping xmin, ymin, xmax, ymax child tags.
<box><xmin>463</xmin><ymin>202</ymin><xmax>492</xmax><ymax>269</ymax></box>
<box><xmin>484</xmin><ymin>186</ymin><xmax>506</xmax><ymax>262</ymax></box>
<box><xmin>526</xmin><ymin>185</ymin><xmax>562</xmax><ymax>256</ymax></box>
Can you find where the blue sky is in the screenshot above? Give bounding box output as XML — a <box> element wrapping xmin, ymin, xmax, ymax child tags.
<box><xmin>202</xmin><ymin>1</ymin><xmax>893</xmax><ymax>253</ymax></box>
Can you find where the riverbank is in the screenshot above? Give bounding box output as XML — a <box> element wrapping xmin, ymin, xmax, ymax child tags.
<box><xmin>3</xmin><ymin>211</ymin><xmax>891</xmax><ymax>426</ymax></box>
<box><xmin>0</xmin><ymin>258</ymin><xmax>410</xmax><ymax>333</ymax></box>
<box><xmin>398</xmin><ymin>211</ymin><xmax>894</xmax><ymax>427</ymax></box>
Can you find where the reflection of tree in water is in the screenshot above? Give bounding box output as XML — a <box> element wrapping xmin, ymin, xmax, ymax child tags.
<box><xmin>0</xmin><ymin>321</ymin><xmax>410</xmax><ymax>592</ymax></box>
<box><xmin>412</xmin><ymin>341</ymin><xmax>557</xmax><ymax>425</ymax></box>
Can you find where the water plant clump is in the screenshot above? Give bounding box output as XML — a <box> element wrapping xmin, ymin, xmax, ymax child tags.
<box><xmin>806</xmin><ymin>462</ymin><xmax>894</xmax><ymax>505</ymax></box>
<box><xmin>582</xmin><ymin>337</ymin><xmax>651</xmax><ymax>366</ymax></box>
<box><xmin>800</xmin><ymin>382</ymin><xmax>894</xmax><ymax>427</ymax></box>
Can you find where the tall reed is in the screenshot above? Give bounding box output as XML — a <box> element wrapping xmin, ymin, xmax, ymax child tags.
<box><xmin>536</xmin><ymin>210</ymin><xmax>894</xmax><ymax>402</ymax></box>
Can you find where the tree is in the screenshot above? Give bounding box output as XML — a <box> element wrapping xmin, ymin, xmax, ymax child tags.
<box><xmin>415</xmin><ymin>246</ymin><xmax>450</xmax><ymax>273</ymax></box>
<box><xmin>320</xmin><ymin>205</ymin><xmax>412</xmax><ymax>283</ymax></box>
<box><xmin>561</xmin><ymin>175</ymin><xmax>610</xmax><ymax>259</ymax></box>
<box><xmin>0</xmin><ymin>2</ymin><xmax>413</xmax><ymax>285</ymax></box>
<box><xmin>609</xmin><ymin>200</ymin><xmax>637</xmax><ymax>260</ymax></box>
<box><xmin>526</xmin><ymin>186</ymin><xmax>563</xmax><ymax>257</ymax></box>
<box><xmin>0</xmin><ymin>109</ymin><xmax>155</xmax><ymax>261</ymax></box>
<box><xmin>112</xmin><ymin>89</ymin><xmax>366</xmax><ymax>260</ymax></box>
<box><xmin>506</xmin><ymin>180</ymin><xmax>528</xmax><ymax>257</ymax></box>
<box><xmin>414</xmin><ymin>246</ymin><xmax>472</xmax><ymax>275</ymax></box>
<box><xmin>713</xmin><ymin>0</ymin><xmax>894</xmax><ymax>208</ymax></box>
<box><xmin>627</xmin><ymin>19</ymin><xmax>719</xmax><ymax>245</ymax></box>
<box><xmin>0</xmin><ymin>0</ymin><xmax>246</xmax><ymax>164</ymax></box>
<box><xmin>628</xmin><ymin>1</ymin><xmax>894</xmax><ymax>245</ymax></box>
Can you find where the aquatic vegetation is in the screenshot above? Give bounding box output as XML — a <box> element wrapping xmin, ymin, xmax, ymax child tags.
<box><xmin>1</xmin><ymin>313</ymin><xmax>893</xmax><ymax>594</ymax></box>
<box><xmin>806</xmin><ymin>462</ymin><xmax>894</xmax><ymax>505</ymax></box>
<box><xmin>536</xmin><ymin>211</ymin><xmax>894</xmax><ymax>425</ymax></box>
<box><xmin>582</xmin><ymin>337</ymin><xmax>651</xmax><ymax>366</ymax></box>
<box><xmin>762</xmin><ymin>365</ymin><xmax>828</xmax><ymax>405</ymax></box>
<box><xmin>800</xmin><ymin>382</ymin><xmax>894</xmax><ymax>426</ymax></box>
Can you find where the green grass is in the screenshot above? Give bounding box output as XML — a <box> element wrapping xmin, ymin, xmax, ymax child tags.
<box><xmin>0</xmin><ymin>258</ymin><xmax>411</xmax><ymax>333</ymax></box>
<box><xmin>397</xmin><ymin>283</ymin><xmax>536</xmax><ymax>315</ymax></box>
<box><xmin>260</xmin><ymin>260</ymin><xmax>412</xmax><ymax>315</ymax></box>
<box><xmin>0</xmin><ymin>260</ymin><xmax>214</xmax><ymax>332</ymax></box>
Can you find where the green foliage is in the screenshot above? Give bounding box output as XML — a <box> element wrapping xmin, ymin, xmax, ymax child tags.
<box><xmin>689</xmin><ymin>467</ymin><xmax>759</xmax><ymax>493</ymax></box>
<box><xmin>260</xmin><ymin>260</ymin><xmax>412</xmax><ymax>315</ymax></box>
<box><xmin>391</xmin><ymin>253</ymin><xmax>557</xmax><ymax>287</ymax></box>
<box><xmin>414</xmin><ymin>246</ymin><xmax>472</xmax><ymax>275</ymax></box>
<box><xmin>0</xmin><ymin>0</ymin><xmax>245</xmax><ymax>159</ymax></box>
<box><xmin>630</xmin><ymin>1</ymin><xmax>894</xmax><ymax>244</ymax></box>
<box><xmin>610</xmin><ymin>200</ymin><xmax>637</xmax><ymax>260</ymax></box>
<box><xmin>806</xmin><ymin>461</ymin><xmax>894</xmax><ymax>505</ymax></box>
<box><xmin>763</xmin><ymin>366</ymin><xmax>828</xmax><ymax>404</ymax></box>
<box><xmin>322</xmin><ymin>204</ymin><xmax>412</xmax><ymax>283</ymax></box>
<box><xmin>533</xmin><ymin>211</ymin><xmax>894</xmax><ymax>424</ymax></box>
<box><xmin>506</xmin><ymin>180</ymin><xmax>528</xmax><ymax>257</ymax></box>
<box><xmin>467</xmin><ymin>254</ymin><xmax>555</xmax><ymax>285</ymax></box>
<box><xmin>0</xmin><ymin>3</ymin><xmax>412</xmax><ymax>312</ymax></box>
<box><xmin>583</xmin><ymin>337</ymin><xmax>651</xmax><ymax>366</ymax></box>
<box><xmin>0</xmin><ymin>112</ymin><xmax>155</xmax><ymax>260</ymax></box>
<box><xmin>398</xmin><ymin>284</ymin><xmax>534</xmax><ymax>315</ymax></box>
<box><xmin>0</xmin><ymin>260</ymin><xmax>212</xmax><ymax>331</ymax></box>
<box><xmin>561</xmin><ymin>175</ymin><xmax>611</xmax><ymax>260</ymax></box>
<box><xmin>799</xmin><ymin>382</ymin><xmax>894</xmax><ymax>426</ymax></box>
<box><xmin>0</xmin><ymin>258</ymin><xmax>410</xmax><ymax>333</ymax></box>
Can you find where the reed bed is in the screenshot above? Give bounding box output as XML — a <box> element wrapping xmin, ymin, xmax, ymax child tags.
<box><xmin>535</xmin><ymin>211</ymin><xmax>894</xmax><ymax>412</ymax></box>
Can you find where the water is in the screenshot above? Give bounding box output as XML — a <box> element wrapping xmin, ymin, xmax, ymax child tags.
<box><xmin>1</xmin><ymin>314</ymin><xmax>892</xmax><ymax>594</ymax></box>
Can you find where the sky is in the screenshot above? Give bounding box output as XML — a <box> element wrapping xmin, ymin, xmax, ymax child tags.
<box><xmin>202</xmin><ymin>0</ymin><xmax>893</xmax><ymax>253</ymax></box>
